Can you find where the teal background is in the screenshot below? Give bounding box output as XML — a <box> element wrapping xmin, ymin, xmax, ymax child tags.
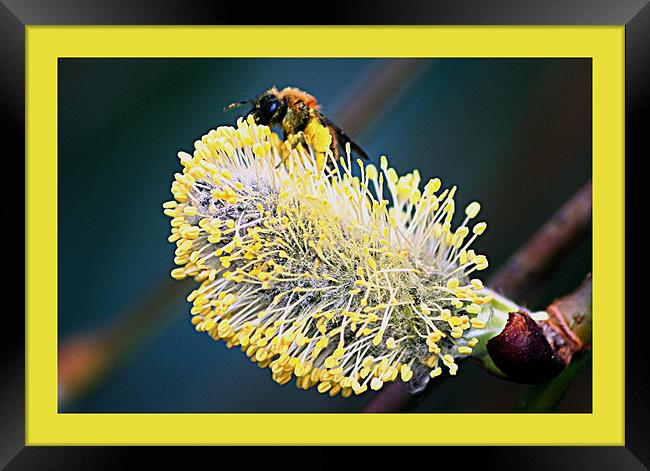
<box><xmin>58</xmin><ymin>58</ymin><xmax>591</xmax><ymax>412</ymax></box>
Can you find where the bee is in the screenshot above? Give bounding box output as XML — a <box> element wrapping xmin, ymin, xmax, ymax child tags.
<box><xmin>224</xmin><ymin>86</ymin><xmax>368</xmax><ymax>171</ymax></box>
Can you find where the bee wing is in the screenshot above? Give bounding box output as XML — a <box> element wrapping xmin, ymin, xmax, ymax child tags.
<box><xmin>320</xmin><ymin>114</ymin><xmax>369</xmax><ymax>160</ymax></box>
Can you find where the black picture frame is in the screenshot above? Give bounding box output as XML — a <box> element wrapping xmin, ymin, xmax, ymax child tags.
<box><xmin>3</xmin><ymin>0</ymin><xmax>648</xmax><ymax>467</ymax></box>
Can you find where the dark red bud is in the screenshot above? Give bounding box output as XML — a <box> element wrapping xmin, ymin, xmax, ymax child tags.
<box><xmin>486</xmin><ymin>310</ymin><xmax>571</xmax><ymax>384</ymax></box>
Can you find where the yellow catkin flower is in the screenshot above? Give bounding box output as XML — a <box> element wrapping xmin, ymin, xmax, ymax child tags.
<box><xmin>164</xmin><ymin>116</ymin><xmax>491</xmax><ymax>396</ymax></box>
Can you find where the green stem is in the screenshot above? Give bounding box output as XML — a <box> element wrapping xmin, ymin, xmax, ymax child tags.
<box><xmin>513</xmin><ymin>350</ymin><xmax>591</xmax><ymax>412</ymax></box>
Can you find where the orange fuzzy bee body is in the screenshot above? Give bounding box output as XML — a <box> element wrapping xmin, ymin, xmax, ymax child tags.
<box><xmin>225</xmin><ymin>86</ymin><xmax>368</xmax><ymax>169</ymax></box>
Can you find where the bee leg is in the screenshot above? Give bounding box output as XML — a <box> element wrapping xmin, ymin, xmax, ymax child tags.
<box><xmin>285</xmin><ymin>131</ymin><xmax>306</xmax><ymax>149</ymax></box>
<box><xmin>275</xmin><ymin>143</ymin><xmax>292</xmax><ymax>169</ymax></box>
<box><xmin>274</xmin><ymin>134</ymin><xmax>298</xmax><ymax>170</ymax></box>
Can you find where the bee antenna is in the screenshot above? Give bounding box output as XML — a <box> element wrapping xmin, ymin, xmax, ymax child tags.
<box><xmin>223</xmin><ymin>99</ymin><xmax>249</xmax><ymax>112</ymax></box>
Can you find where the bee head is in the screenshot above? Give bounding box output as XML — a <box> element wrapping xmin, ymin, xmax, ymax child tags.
<box><xmin>249</xmin><ymin>91</ymin><xmax>287</xmax><ymax>125</ymax></box>
<box><xmin>224</xmin><ymin>90</ymin><xmax>287</xmax><ymax>126</ymax></box>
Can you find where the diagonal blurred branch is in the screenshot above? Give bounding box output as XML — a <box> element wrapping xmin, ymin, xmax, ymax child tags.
<box><xmin>362</xmin><ymin>180</ymin><xmax>592</xmax><ymax>413</ymax></box>
<box><xmin>333</xmin><ymin>59</ymin><xmax>432</xmax><ymax>137</ymax></box>
<box><xmin>57</xmin><ymin>59</ymin><xmax>432</xmax><ymax>407</ymax></box>
<box><xmin>58</xmin><ymin>277</ymin><xmax>192</xmax><ymax>407</ymax></box>
<box><xmin>489</xmin><ymin>179</ymin><xmax>592</xmax><ymax>305</ymax></box>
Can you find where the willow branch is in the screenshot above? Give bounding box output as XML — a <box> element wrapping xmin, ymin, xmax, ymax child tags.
<box><xmin>489</xmin><ymin>179</ymin><xmax>592</xmax><ymax>304</ymax></box>
<box><xmin>511</xmin><ymin>274</ymin><xmax>592</xmax><ymax>413</ymax></box>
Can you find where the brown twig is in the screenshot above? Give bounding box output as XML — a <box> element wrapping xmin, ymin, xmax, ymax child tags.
<box><xmin>489</xmin><ymin>180</ymin><xmax>592</xmax><ymax>304</ymax></box>
<box><xmin>361</xmin><ymin>381</ymin><xmax>423</xmax><ymax>413</ymax></box>
<box><xmin>362</xmin><ymin>182</ymin><xmax>592</xmax><ymax>413</ymax></box>
<box><xmin>546</xmin><ymin>273</ymin><xmax>592</xmax><ymax>349</ymax></box>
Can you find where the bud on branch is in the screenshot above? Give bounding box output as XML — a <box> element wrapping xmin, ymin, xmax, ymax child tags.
<box><xmin>486</xmin><ymin>274</ymin><xmax>591</xmax><ymax>384</ymax></box>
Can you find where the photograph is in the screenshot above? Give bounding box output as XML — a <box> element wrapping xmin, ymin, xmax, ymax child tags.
<box><xmin>0</xmin><ymin>0</ymin><xmax>646</xmax><ymax>461</ymax></box>
<box><xmin>57</xmin><ymin>57</ymin><xmax>592</xmax><ymax>414</ymax></box>
<box><xmin>12</xmin><ymin>21</ymin><xmax>635</xmax><ymax>456</ymax></box>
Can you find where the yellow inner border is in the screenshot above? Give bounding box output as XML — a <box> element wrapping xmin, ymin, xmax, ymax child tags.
<box><xmin>26</xmin><ymin>26</ymin><xmax>624</xmax><ymax>445</ymax></box>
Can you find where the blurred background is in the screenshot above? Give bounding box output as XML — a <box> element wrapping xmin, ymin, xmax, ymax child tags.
<box><xmin>58</xmin><ymin>58</ymin><xmax>591</xmax><ymax>413</ymax></box>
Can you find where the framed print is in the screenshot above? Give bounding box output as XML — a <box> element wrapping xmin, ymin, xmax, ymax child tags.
<box><xmin>3</xmin><ymin>0</ymin><xmax>649</xmax><ymax>467</ymax></box>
